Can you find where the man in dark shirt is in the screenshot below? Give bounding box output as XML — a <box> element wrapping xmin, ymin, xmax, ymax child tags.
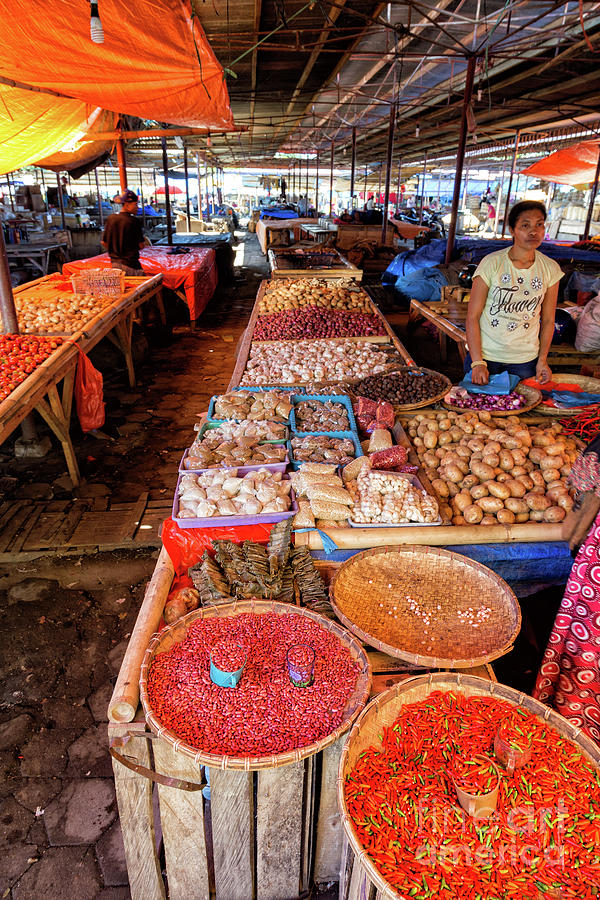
<box><xmin>101</xmin><ymin>189</ymin><xmax>146</xmax><ymax>274</ymax></box>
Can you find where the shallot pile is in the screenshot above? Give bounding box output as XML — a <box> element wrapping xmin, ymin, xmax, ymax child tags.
<box><xmin>446</xmin><ymin>387</ymin><xmax>527</xmax><ymax>411</ymax></box>
<box><xmin>253</xmin><ymin>308</ymin><xmax>385</xmax><ymax>341</ymax></box>
<box><xmin>241</xmin><ymin>339</ymin><xmax>397</xmax><ymax>386</ymax></box>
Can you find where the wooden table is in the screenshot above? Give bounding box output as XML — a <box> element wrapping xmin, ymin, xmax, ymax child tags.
<box><xmin>256</xmin><ymin>217</ymin><xmax>318</xmax><ymax>254</ymax></box>
<box><xmin>0</xmin><ymin>274</ymin><xmax>163</xmax><ymax>485</ymax></box>
<box><xmin>227</xmin><ymin>279</ymin><xmax>416</xmax><ymax>390</ymax></box>
<box><xmin>409</xmin><ymin>296</ymin><xmax>600</xmax><ymax>369</ymax></box>
<box><xmin>6</xmin><ymin>241</ymin><xmax>69</xmax><ymax>276</ymax></box>
<box><xmin>299</xmin><ymin>223</ymin><xmax>338</xmax><ymax>243</ymax></box>
<box><xmin>267</xmin><ymin>246</ymin><xmax>362</xmax><ymax>280</ymax></box>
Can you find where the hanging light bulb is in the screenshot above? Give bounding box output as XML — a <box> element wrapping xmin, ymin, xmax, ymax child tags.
<box><xmin>207</xmin><ymin>135</ymin><xmax>212</xmax><ymax>148</ymax></box>
<box><xmin>477</xmin><ymin>89</ymin><xmax>482</xmax><ymax>102</ymax></box>
<box><xmin>415</xmin><ymin>125</ymin><xmax>420</xmax><ymax>138</ymax></box>
<box><xmin>90</xmin><ymin>0</ymin><xmax>104</xmax><ymax>43</ymax></box>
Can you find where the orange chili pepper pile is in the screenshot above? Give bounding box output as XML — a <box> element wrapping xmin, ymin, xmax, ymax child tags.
<box><xmin>345</xmin><ymin>691</ymin><xmax>600</xmax><ymax>900</ymax></box>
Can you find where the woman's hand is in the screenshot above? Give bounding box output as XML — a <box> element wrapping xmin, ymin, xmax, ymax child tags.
<box><xmin>536</xmin><ymin>359</ymin><xmax>552</xmax><ymax>384</ymax></box>
<box><xmin>471</xmin><ymin>364</ymin><xmax>489</xmax><ymax>385</ymax></box>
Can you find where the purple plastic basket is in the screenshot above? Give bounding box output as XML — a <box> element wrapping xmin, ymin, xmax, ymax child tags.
<box><xmin>173</xmin><ymin>467</ymin><xmax>297</xmax><ymax>529</ymax></box>
<box><xmin>178</xmin><ymin>448</ymin><xmax>288</xmax><ymax>475</ymax></box>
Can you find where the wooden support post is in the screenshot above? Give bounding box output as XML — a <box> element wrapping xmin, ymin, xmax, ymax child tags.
<box><xmin>501</xmin><ymin>130</ymin><xmax>521</xmax><ymax>238</ymax></box>
<box><xmin>196</xmin><ymin>152</ymin><xmax>203</xmax><ymax>221</ymax></box>
<box><xmin>315</xmin><ymin>151</ymin><xmax>319</xmax><ymax>216</ymax></box>
<box><xmin>419</xmin><ymin>152</ymin><xmax>428</xmax><ymax>224</ymax></box>
<box><xmin>583</xmin><ymin>147</ymin><xmax>600</xmax><ymax>241</ymax></box>
<box><xmin>444</xmin><ymin>55</ymin><xmax>476</xmax><ymax>264</ymax></box>
<box><xmin>396</xmin><ymin>157</ymin><xmax>402</xmax><ymax>212</ymax></box>
<box><xmin>56</xmin><ymin>173</ymin><xmax>66</xmax><ymax>230</ymax></box>
<box><xmin>0</xmin><ymin>226</ymin><xmax>18</xmax><ymax>332</ymax></box>
<box><xmin>183</xmin><ymin>146</ymin><xmax>191</xmax><ymax>229</ymax></box>
<box><xmin>116</xmin><ymin>136</ymin><xmax>128</xmax><ymax>192</ymax></box>
<box><xmin>381</xmin><ymin>103</ymin><xmax>396</xmax><ymax>246</ymax></box>
<box><xmin>138</xmin><ymin>169</ymin><xmax>146</xmax><ymax>231</ymax></box>
<box><xmin>350</xmin><ymin>126</ymin><xmax>357</xmax><ymax>209</ymax></box>
<box><xmin>161</xmin><ymin>138</ymin><xmax>173</xmax><ymax>246</ymax></box>
<box><xmin>329</xmin><ymin>142</ymin><xmax>334</xmax><ymax>217</ymax></box>
<box><xmin>94</xmin><ymin>167</ymin><xmax>104</xmax><ymax>227</ymax></box>
<box><xmin>305</xmin><ymin>156</ymin><xmax>309</xmax><ymax>209</ymax></box>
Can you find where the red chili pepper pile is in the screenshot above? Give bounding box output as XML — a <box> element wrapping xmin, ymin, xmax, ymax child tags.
<box><xmin>147</xmin><ymin>612</ymin><xmax>360</xmax><ymax>755</ymax></box>
<box><xmin>0</xmin><ymin>335</ymin><xmax>62</xmax><ymax>402</ymax></box>
<box><xmin>560</xmin><ymin>406</ymin><xmax>600</xmax><ymax>442</ymax></box>
<box><xmin>452</xmin><ymin>756</ymin><xmax>498</xmax><ymax>795</ymax></box>
<box><xmin>497</xmin><ymin>715</ymin><xmax>534</xmax><ymax>754</ymax></box>
<box><xmin>210</xmin><ymin>641</ymin><xmax>246</xmax><ymax>672</ymax></box>
<box><xmin>345</xmin><ymin>691</ymin><xmax>600</xmax><ymax>900</ymax></box>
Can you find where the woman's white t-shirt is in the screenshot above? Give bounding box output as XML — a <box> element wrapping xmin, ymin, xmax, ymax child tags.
<box><xmin>473</xmin><ymin>248</ymin><xmax>563</xmax><ymax>363</ymax></box>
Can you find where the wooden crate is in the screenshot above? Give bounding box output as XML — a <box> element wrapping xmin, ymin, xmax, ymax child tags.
<box><xmin>109</xmin><ymin>552</ymin><xmax>494</xmax><ymax>900</ymax></box>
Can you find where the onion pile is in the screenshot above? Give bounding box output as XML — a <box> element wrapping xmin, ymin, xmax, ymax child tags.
<box><xmin>253</xmin><ymin>308</ymin><xmax>385</xmax><ymax>341</ymax></box>
<box><xmin>241</xmin><ymin>339</ymin><xmax>398</xmax><ymax>386</ymax></box>
<box><xmin>1</xmin><ymin>292</ymin><xmax>113</xmax><ymax>334</ymax></box>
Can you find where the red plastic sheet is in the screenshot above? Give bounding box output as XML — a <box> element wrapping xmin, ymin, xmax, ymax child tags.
<box><xmin>161</xmin><ymin>517</ymin><xmax>275</xmax><ymax>578</ymax></box>
<box><xmin>63</xmin><ymin>247</ymin><xmax>218</xmax><ymax>320</ymax></box>
<box><xmin>520</xmin><ymin>141</ymin><xmax>600</xmax><ymax>186</ymax></box>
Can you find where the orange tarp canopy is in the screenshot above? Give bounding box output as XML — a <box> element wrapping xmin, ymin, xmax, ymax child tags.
<box><xmin>520</xmin><ymin>140</ymin><xmax>600</xmax><ymax>186</ymax></box>
<box><xmin>0</xmin><ymin>0</ymin><xmax>233</xmax><ymax>173</ymax></box>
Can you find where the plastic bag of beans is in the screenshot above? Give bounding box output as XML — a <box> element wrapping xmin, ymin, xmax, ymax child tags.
<box><xmin>370</xmin><ymin>445</ymin><xmax>409</xmax><ymax>470</ymax></box>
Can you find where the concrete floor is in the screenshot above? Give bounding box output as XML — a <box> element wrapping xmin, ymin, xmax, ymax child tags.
<box><xmin>0</xmin><ymin>234</ymin><xmax>270</xmax><ymax>899</ymax></box>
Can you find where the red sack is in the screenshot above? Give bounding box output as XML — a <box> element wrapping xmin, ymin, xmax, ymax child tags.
<box><xmin>75</xmin><ymin>351</ymin><xmax>105</xmax><ymax>432</ymax></box>
<box><xmin>375</xmin><ymin>401</ymin><xmax>395</xmax><ymax>430</ymax></box>
<box><xmin>161</xmin><ymin>517</ymin><xmax>275</xmax><ymax>577</ymax></box>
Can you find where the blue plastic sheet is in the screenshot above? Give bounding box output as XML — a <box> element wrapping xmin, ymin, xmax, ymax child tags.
<box><xmin>459</xmin><ymin>371</ymin><xmax>520</xmax><ymax>394</ymax></box>
<box><xmin>382</xmin><ymin>238</ymin><xmax>450</xmax><ymax>282</ymax></box>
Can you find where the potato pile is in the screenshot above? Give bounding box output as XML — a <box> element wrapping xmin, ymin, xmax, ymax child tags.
<box><xmin>406</xmin><ymin>411</ymin><xmax>577</xmax><ymax>526</ymax></box>
<box><xmin>258</xmin><ymin>278</ymin><xmax>371</xmax><ymax>314</ymax></box>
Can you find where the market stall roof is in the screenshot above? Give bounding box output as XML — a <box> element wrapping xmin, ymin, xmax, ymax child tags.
<box><xmin>138</xmin><ymin>0</ymin><xmax>600</xmax><ymax>177</ymax></box>
<box><xmin>520</xmin><ymin>140</ymin><xmax>600</xmax><ymax>186</ymax></box>
<box><xmin>0</xmin><ymin>0</ymin><xmax>234</xmax><ymax>174</ymax></box>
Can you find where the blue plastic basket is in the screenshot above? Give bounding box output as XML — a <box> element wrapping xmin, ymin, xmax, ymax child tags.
<box><xmin>288</xmin><ymin>431</ymin><xmax>363</xmax><ymax>470</ymax></box>
<box><xmin>289</xmin><ymin>394</ymin><xmax>358</xmax><ymax>436</ymax></box>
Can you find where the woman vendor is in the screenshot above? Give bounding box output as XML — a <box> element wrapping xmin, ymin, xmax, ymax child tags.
<box><xmin>533</xmin><ymin>435</ymin><xmax>600</xmax><ymax>743</ymax></box>
<box><xmin>465</xmin><ymin>201</ymin><xmax>563</xmax><ymax>385</ymax></box>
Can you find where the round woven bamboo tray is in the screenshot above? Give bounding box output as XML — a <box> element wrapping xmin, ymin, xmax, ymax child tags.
<box><xmin>354</xmin><ymin>366</ymin><xmax>452</xmax><ymax>411</ymax></box>
<box><xmin>139</xmin><ymin>598</ymin><xmax>371</xmax><ymax>770</ymax></box>
<box><xmin>329</xmin><ymin>546</ymin><xmax>520</xmax><ymax>669</ymax></box>
<box><xmin>338</xmin><ymin>672</ymin><xmax>600</xmax><ymax>900</ymax></box>
<box><xmin>442</xmin><ymin>382</ymin><xmax>542</xmax><ymax>416</ymax></box>
<box><xmin>536</xmin><ymin>373</ymin><xmax>600</xmax><ymax>417</ymax></box>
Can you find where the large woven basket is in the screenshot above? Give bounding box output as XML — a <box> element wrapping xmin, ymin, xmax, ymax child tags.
<box><xmin>354</xmin><ymin>366</ymin><xmax>452</xmax><ymax>411</ymax></box>
<box><xmin>140</xmin><ymin>598</ymin><xmax>371</xmax><ymax>770</ymax></box>
<box><xmin>329</xmin><ymin>546</ymin><xmax>521</xmax><ymax>668</ymax></box>
<box><xmin>537</xmin><ymin>373</ymin><xmax>600</xmax><ymax>417</ymax></box>
<box><xmin>338</xmin><ymin>673</ymin><xmax>600</xmax><ymax>900</ymax></box>
<box><xmin>442</xmin><ymin>382</ymin><xmax>542</xmax><ymax>416</ymax></box>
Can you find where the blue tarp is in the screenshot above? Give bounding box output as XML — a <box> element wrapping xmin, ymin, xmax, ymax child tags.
<box><xmin>393</xmin><ymin>267</ymin><xmax>449</xmax><ymax>305</ymax></box>
<box><xmin>383</xmin><ymin>237</ymin><xmax>600</xmax><ymax>292</ymax></box>
<box><xmin>312</xmin><ymin>541</ymin><xmax>572</xmax><ymax>599</ymax></box>
<box><xmin>259</xmin><ymin>208</ymin><xmax>298</xmax><ymax>220</ymax></box>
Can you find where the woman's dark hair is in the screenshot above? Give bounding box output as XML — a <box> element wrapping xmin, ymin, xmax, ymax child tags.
<box><xmin>508</xmin><ymin>200</ymin><xmax>547</xmax><ymax>230</ymax></box>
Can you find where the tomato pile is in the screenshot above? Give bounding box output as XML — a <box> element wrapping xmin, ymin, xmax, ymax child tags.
<box><xmin>0</xmin><ymin>335</ymin><xmax>62</xmax><ymax>402</ymax></box>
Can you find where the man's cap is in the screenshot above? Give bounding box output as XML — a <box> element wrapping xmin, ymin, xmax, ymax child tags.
<box><xmin>120</xmin><ymin>189</ymin><xmax>138</xmax><ymax>204</ymax></box>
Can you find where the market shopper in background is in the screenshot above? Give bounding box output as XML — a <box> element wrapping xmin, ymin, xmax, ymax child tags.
<box><xmin>533</xmin><ymin>434</ymin><xmax>600</xmax><ymax>743</ymax></box>
<box><xmin>101</xmin><ymin>189</ymin><xmax>149</xmax><ymax>275</ymax></box>
<box><xmin>465</xmin><ymin>200</ymin><xmax>562</xmax><ymax>384</ymax></box>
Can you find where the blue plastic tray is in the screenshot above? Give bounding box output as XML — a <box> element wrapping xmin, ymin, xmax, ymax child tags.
<box><xmin>289</xmin><ymin>394</ymin><xmax>358</xmax><ymax>436</ymax></box>
<box><xmin>207</xmin><ymin>392</ymin><xmax>292</xmax><ymax>424</ymax></box>
<box><xmin>288</xmin><ymin>431</ymin><xmax>363</xmax><ymax>470</ymax></box>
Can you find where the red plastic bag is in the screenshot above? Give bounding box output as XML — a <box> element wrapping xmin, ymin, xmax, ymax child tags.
<box><xmin>161</xmin><ymin>517</ymin><xmax>276</xmax><ymax>577</ymax></box>
<box><xmin>370</xmin><ymin>446</ymin><xmax>408</xmax><ymax>470</ymax></box>
<box><xmin>75</xmin><ymin>351</ymin><xmax>105</xmax><ymax>432</ymax></box>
